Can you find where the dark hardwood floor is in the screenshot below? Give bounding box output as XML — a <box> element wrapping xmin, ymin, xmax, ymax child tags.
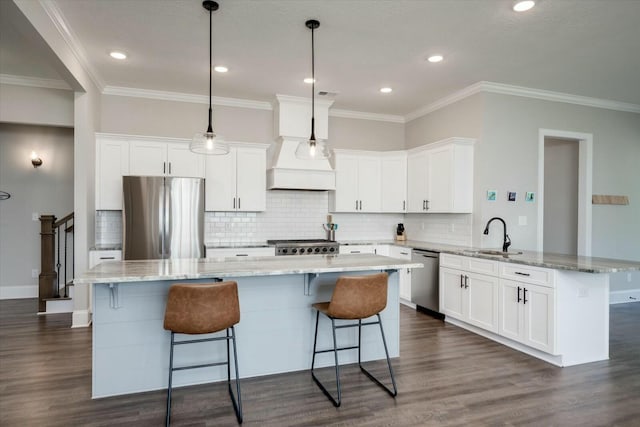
<box><xmin>1</xmin><ymin>299</ymin><xmax>639</xmax><ymax>426</ymax></box>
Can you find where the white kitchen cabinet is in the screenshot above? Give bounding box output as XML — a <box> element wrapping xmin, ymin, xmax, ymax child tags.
<box><xmin>440</xmin><ymin>254</ymin><xmax>500</xmax><ymax>333</ymax></box>
<box><xmin>205</xmin><ymin>144</ymin><xmax>267</xmax><ymax>212</ymax></box>
<box><xmin>206</xmin><ymin>247</ymin><xmax>275</xmax><ymax>258</ymax></box>
<box><xmin>339</xmin><ymin>245</ymin><xmax>376</xmax><ymax>255</ymax></box>
<box><xmin>89</xmin><ymin>250</ymin><xmax>122</xmax><ymax>268</ymax></box>
<box><xmin>499</xmin><ymin>278</ymin><xmax>556</xmax><ymax>354</ymax></box>
<box><xmin>330</xmin><ymin>152</ymin><xmax>381</xmax><ymax>213</ymax></box>
<box><xmin>407</xmin><ymin>137</ymin><xmax>474</xmax><ymax>213</ymax></box>
<box><xmin>388</xmin><ymin>246</ymin><xmax>413</xmax><ymax>304</ymax></box>
<box><xmin>130</xmin><ymin>141</ymin><xmax>204</xmax><ymax>178</ymax></box>
<box><xmin>96</xmin><ymin>137</ymin><xmax>129</xmax><ymax>210</ymax></box>
<box><xmin>381</xmin><ymin>153</ymin><xmax>407</xmax><ymax>213</ymax></box>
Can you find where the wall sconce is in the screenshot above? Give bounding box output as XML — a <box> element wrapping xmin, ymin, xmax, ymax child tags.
<box><xmin>31</xmin><ymin>151</ymin><xmax>43</xmax><ymax>168</ymax></box>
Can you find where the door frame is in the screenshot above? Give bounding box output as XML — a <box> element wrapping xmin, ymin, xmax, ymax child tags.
<box><xmin>537</xmin><ymin>129</ymin><xmax>593</xmax><ymax>256</ymax></box>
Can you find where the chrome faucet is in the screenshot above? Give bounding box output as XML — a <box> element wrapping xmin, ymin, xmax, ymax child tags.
<box><xmin>483</xmin><ymin>217</ymin><xmax>511</xmax><ymax>252</ymax></box>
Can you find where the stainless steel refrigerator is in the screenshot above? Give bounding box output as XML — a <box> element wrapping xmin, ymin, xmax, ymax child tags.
<box><xmin>122</xmin><ymin>176</ymin><xmax>204</xmax><ymax>260</ymax></box>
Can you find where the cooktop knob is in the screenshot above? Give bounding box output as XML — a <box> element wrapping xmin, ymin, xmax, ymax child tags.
<box><xmin>322</xmin><ymin>247</ymin><xmax>328</xmax><ymax>252</ymax></box>
<box><xmin>314</xmin><ymin>247</ymin><xmax>320</xmax><ymax>253</ymax></box>
<box><xmin>329</xmin><ymin>247</ymin><xmax>335</xmax><ymax>252</ymax></box>
<box><xmin>282</xmin><ymin>249</ymin><xmax>288</xmax><ymax>254</ymax></box>
<box><xmin>307</xmin><ymin>248</ymin><xmax>312</xmax><ymax>253</ymax></box>
<box><xmin>292</xmin><ymin>248</ymin><xmax>297</xmax><ymax>254</ymax></box>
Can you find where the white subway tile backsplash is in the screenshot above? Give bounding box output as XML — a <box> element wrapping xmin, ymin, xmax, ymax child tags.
<box><xmin>95</xmin><ymin>191</ymin><xmax>472</xmax><ymax>247</ymax></box>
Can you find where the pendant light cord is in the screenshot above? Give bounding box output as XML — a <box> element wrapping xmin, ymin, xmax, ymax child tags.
<box><xmin>310</xmin><ymin>23</ymin><xmax>316</xmax><ymax>142</ymax></box>
<box><xmin>207</xmin><ymin>5</ymin><xmax>213</xmax><ymax>133</ymax></box>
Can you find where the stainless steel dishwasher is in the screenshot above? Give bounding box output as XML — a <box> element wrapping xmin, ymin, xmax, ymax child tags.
<box><xmin>411</xmin><ymin>249</ymin><xmax>443</xmax><ymax>319</ymax></box>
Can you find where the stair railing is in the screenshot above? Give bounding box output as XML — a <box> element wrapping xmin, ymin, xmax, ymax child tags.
<box><xmin>38</xmin><ymin>213</ymin><xmax>74</xmax><ymax>313</ymax></box>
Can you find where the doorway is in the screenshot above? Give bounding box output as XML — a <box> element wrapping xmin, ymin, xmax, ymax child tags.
<box><xmin>537</xmin><ymin>129</ymin><xmax>593</xmax><ymax>256</ymax></box>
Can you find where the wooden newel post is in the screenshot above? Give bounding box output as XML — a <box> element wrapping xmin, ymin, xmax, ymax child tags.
<box><xmin>39</xmin><ymin>215</ymin><xmax>57</xmax><ymax>312</ymax></box>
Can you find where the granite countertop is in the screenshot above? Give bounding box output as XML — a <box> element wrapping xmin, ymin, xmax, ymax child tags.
<box><xmin>340</xmin><ymin>239</ymin><xmax>640</xmax><ymax>273</ymax></box>
<box><xmin>74</xmin><ymin>254</ymin><xmax>423</xmax><ymax>284</ymax></box>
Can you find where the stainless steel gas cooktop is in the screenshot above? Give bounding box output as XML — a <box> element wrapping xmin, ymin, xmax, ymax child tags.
<box><xmin>267</xmin><ymin>239</ymin><xmax>339</xmax><ymax>256</ymax></box>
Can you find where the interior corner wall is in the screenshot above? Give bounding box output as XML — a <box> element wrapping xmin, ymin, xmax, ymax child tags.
<box><xmin>100</xmin><ymin>95</ymin><xmax>273</xmax><ymax>142</ymax></box>
<box><xmin>329</xmin><ymin>116</ymin><xmax>405</xmax><ymax>151</ymax></box>
<box><xmin>0</xmin><ymin>84</ymin><xmax>74</xmax><ymax>128</ymax></box>
<box><xmin>0</xmin><ymin>123</ymin><xmax>74</xmax><ymax>299</ymax></box>
<box><xmin>404</xmin><ymin>93</ymin><xmax>484</xmax><ymax>149</ymax></box>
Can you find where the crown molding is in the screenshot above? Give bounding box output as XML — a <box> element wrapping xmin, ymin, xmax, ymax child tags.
<box><xmin>406</xmin><ymin>81</ymin><xmax>640</xmax><ymax>121</ymax></box>
<box><xmin>103</xmin><ymin>86</ymin><xmax>273</xmax><ymax>110</ymax></box>
<box><xmin>275</xmin><ymin>94</ymin><xmax>335</xmax><ymax>108</ymax></box>
<box><xmin>40</xmin><ymin>0</ymin><xmax>105</xmax><ymax>91</ymax></box>
<box><xmin>480</xmin><ymin>81</ymin><xmax>640</xmax><ymax>114</ymax></box>
<box><xmin>330</xmin><ymin>108</ymin><xmax>405</xmax><ymax>123</ymax></box>
<box><xmin>0</xmin><ymin>74</ymin><xmax>71</xmax><ymax>90</ymax></box>
<box><xmin>96</xmin><ymin>132</ymin><xmax>270</xmax><ymax>149</ymax></box>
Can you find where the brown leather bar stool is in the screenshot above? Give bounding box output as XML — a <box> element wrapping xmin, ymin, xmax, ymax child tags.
<box><xmin>311</xmin><ymin>272</ymin><xmax>397</xmax><ymax>407</ymax></box>
<box><xmin>163</xmin><ymin>282</ymin><xmax>242</xmax><ymax>425</ymax></box>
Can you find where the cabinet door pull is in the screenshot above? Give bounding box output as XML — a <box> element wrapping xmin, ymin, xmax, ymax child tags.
<box><xmin>233</xmin><ymin>197</ymin><xmax>236</xmax><ymax>209</ymax></box>
<box><xmin>517</xmin><ymin>286</ymin><xmax>522</xmax><ymax>303</ymax></box>
<box><xmin>523</xmin><ymin>288</ymin><xmax>528</xmax><ymax>304</ymax></box>
<box><xmin>163</xmin><ymin>161</ymin><xmax>166</xmax><ymax>174</ymax></box>
<box><xmin>426</xmin><ymin>200</ymin><xmax>430</xmax><ymax>211</ymax></box>
<box><xmin>464</xmin><ymin>275</ymin><xmax>469</xmax><ymax>288</ymax></box>
<box><xmin>515</xmin><ymin>271</ymin><xmax>530</xmax><ymax>277</ymax></box>
<box><xmin>99</xmin><ymin>256</ymin><xmax>115</xmax><ymax>260</ymax></box>
<box><xmin>460</xmin><ymin>274</ymin><xmax>464</xmax><ymax>288</ymax></box>
<box><xmin>400</xmin><ymin>251</ymin><xmax>409</xmax><ymax>256</ymax></box>
<box><xmin>359</xmin><ymin>200</ymin><xmax>362</xmax><ymax>210</ymax></box>
<box><xmin>423</xmin><ymin>200</ymin><xmax>426</xmax><ymax>210</ymax></box>
<box><xmin>169</xmin><ymin>162</ymin><xmax>172</xmax><ymax>175</ymax></box>
<box><xmin>235</xmin><ymin>254</ymin><xmax>248</xmax><ymax>257</ymax></box>
<box><xmin>238</xmin><ymin>198</ymin><xmax>241</xmax><ymax>210</ymax></box>
<box><xmin>403</xmin><ymin>200</ymin><xmax>406</xmax><ymax>211</ymax></box>
<box><xmin>355</xmin><ymin>200</ymin><xmax>359</xmax><ymax>210</ymax></box>
<box><xmin>351</xmin><ymin>250</ymin><xmax>361</xmax><ymax>254</ymax></box>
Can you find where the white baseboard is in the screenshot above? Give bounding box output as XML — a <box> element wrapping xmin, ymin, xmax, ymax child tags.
<box><xmin>72</xmin><ymin>309</ymin><xmax>92</xmax><ymax>328</ymax></box>
<box><xmin>0</xmin><ymin>285</ymin><xmax>38</xmax><ymax>300</ymax></box>
<box><xmin>610</xmin><ymin>289</ymin><xmax>640</xmax><ymax>304</ymax></box>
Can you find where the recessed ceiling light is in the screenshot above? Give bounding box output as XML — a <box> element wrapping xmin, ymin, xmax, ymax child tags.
<box><xmin>109</xmin><ymin>51</ymin><xmax>127</xmax><ymax>60</ymax></box>
<box><xmin>380</xmin><ymin>87</ymin><xmax>393</xmax><ymax>94</ymax></box>
<box><xmin>304</xmin><ymin>77</ymin><xmax>315</xmax><ymax>84</ymax></box>
<box><xmin>427</xmin><ymin>55</ymin><xmax>444</xmax><ymax>63</ymax></box>
<box><xmin>214</xmin><ymin>66</ymin><xmax>228</xmax><ymax>73</ymax></box>
<box><xmin>513</xmin><ymin>1</ymin><xmax>535</xmax><ymax>12</ymax></box>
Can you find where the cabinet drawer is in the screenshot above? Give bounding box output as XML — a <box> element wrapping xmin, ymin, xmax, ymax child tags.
<box><xmin>339</xmin><ymin>245</ymin><xmax>376</xmax><ymax>255</ymax></box>
<box><xmin>440</xmin><ymin>253</ymin><xmax>466</xmax><ymax>269</ymax></box>
<box><xmin>388</xmin><ymin>245</ymin><xmax>411</xmax><ymax>260</ymax></box>
<box><xmin>467</xmin><ymin>257</ymin><xmax>500</xmax><ymax>276</ymax></box>
<box><xmin>89</xmin><ymin>250</ymin><xmax>122</xmax><ymax>268</ymax></box>
<box><xmin>500</xmin><ymin>263</ymin><xmax>554</xmax><ymax>287</ymax></box>
<box><xmin>206</xmin><ymin>247</ymin><xmax>275</xmax><ymax>258</ymax></box>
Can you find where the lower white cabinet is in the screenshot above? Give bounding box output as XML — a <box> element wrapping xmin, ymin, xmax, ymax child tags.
<box><xmin>89</xmin><ymin>250</ymin><xmax>122</xmax><ymax>268</ymax></box>
<box><xmin>339</xmin><ymin>245</ymin><xmax>376</xmax><ymax>255</ymax></box>
<box><xmin>388</xmin><ymin>246</ymin><xmax>412</xmax><ymax>303</ymax></box>
<box><xmin>440</xmin><ymin>267</ymin><xmax>499</xmax><ymax>332</ymax></box>
<box><xmin>499</xmin><ymin>279</ymin><xmax>556</xmax><ymax>354</ymax></box>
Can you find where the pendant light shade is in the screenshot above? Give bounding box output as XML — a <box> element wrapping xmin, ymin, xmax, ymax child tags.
<box><xmin>190</xmin><ymin>0</ymin><xmax>229</xmax><ymax>155</ymax></box>
<box><xmin>295</xmin><ymin>19</ymin><xmax>331</xmax><ymax>160</ymax></box>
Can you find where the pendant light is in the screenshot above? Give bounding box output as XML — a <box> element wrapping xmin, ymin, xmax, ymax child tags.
<box><xmin>190</xmin><ymin>0</ymin><xmax>229</xmax><ymax>155</ymax></box>
<box><xmin>295</xmin><ymin>19</ymin><xmax>331</xmax><ymax>160</ymax></box>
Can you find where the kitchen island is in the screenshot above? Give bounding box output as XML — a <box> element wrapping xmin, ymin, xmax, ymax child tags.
<box><xmin>75</xmin><ymin>254</ymin><xmax>422</xmax><ymax>398</ymax></box>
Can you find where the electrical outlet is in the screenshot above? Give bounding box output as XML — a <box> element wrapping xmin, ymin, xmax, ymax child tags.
<box><xmin>32</xmin><ymin>212</ymin><xmax>39</xmax><ymax>221</ymax></box>
<box><xmin>32</xmin><ymin>269</ymin><xmax>39</xmax><ymax>278</ymax></box>
<box><xmin>628</xmin><ymin>273</ymin><xmax>633</xmax><ymax>282</ymax></box>
<box><xmin>450</xmin><ymin>223</ymin><xmax>456</xmax><ymax>232</ymax></box>
<box><xmin>421</xmin><ymin>222</ymin><xmax>425</xmax><ymax>230</ymax></box>
<box><xmin>577</xmin><ymin>288</ymin><xmax>588</xmax><ymax>298</ymax></box>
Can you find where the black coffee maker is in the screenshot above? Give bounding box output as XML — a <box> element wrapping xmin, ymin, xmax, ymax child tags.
<box><xmin>396</xmin><ymin>223</ymin><xmax>406</xmax><ymax>241</ymax></box>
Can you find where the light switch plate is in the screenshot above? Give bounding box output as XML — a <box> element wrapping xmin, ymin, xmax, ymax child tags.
<box><xmin>32</xmin><ymin>269</ymin><xmax>39</xmax><ymax>278</ymax></box>
<box><xmin>32</xmin><ymin>212</ymin><xmax>39</xmax><ymax>221</ymax></box>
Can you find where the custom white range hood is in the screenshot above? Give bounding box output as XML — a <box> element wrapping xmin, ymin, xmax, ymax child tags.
<box><xmin>267</xmin><ymin>94</ymin><xmax>336</xmax><ymax>190</ymax></box>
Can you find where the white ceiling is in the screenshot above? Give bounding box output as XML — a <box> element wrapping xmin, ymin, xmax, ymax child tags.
<box><xmin>3</xmin><ymin>0</ymin><xmax>640</xmax><ymax>116</ymax></box>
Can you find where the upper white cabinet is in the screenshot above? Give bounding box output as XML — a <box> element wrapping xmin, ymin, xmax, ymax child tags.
<box><xmin>205</xmin><ymin>144</ymin><xmax>268</xmax><ymax>212</ymax></box>
<box><xmin>129</xmin><ymin>141</ymin><xmax>204</xmax><ymax>178</ymax></box>
<box><xmin>381</xmin><ymin>153</ymin><xmax>407</xmax><ymax>213</ymax></box>
<box><xmin>274</xmin><ymin>94</ymin><xmax>333</xmax><ymax>140</ymax></box>
<box><xmin>407</xmin><ymin>137</ymin><xmax>474</xmax><ymax>213</ymax></box>
<box><xmin>96</xmin><ymin>136</ymin><xmax>130</xmax><ymax>210</ymax></box>
<box><xmin>329</xmin><ymin>151</ymin><xmax>381</xmax><ymax>213</ymax></box>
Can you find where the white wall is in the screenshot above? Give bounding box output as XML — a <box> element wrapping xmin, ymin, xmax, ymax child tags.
<box><xmin>0</xmin><ymin>84</ymin><xmax>74</xmax><ymax>127</ymax></box>
<box><xmin>330</xmin><ymin>116</ymin><xmax>405</xmax><ymax>151</ymax></box>
<box><xmin>0</xmin><ymin>123</ymin><xmax>74</xmax><ymax>299</ymax></box>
